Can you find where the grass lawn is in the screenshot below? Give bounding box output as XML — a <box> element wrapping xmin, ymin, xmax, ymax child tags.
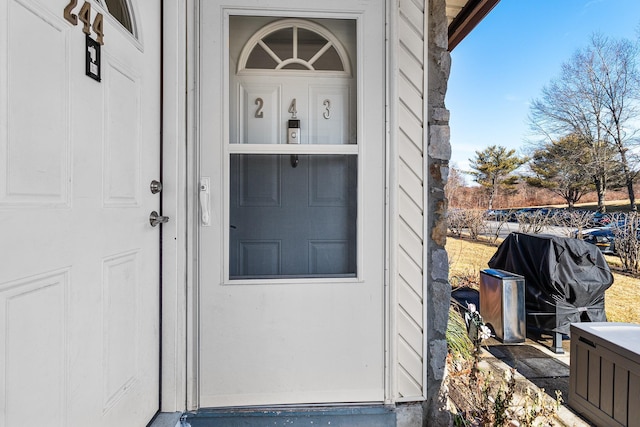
<box><xmin>446</xmin><ymin>236</ymin><xmax>640</xmax><ymax>324</ymax></box>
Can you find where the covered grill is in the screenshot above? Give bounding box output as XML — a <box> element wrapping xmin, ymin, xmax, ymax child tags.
<box><xmin>488</xmin><ymin>232</ymin><xmax>613</xmax><ymax>353</ymax></box>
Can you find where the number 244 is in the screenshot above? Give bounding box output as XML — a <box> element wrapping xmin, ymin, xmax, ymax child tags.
<box><xmin>64</xmin><ymin>0</ymin><xmax>104</xmax><ymax>45</ymax></box>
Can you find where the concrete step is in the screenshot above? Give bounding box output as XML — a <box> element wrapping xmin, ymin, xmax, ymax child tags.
<box><xmin>181</xmin><ymin>405</ymin><xmax>396</xmax><ymax>427</ymax></box>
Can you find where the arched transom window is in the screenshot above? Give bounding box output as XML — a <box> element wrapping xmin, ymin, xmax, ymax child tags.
<box><xmin>237</xmin><ymin>19</ymin><xmax>352</xmax><ymax>75</ymax></box>
<box><xmin>97</xmin><ymin>0</ymin><xmax>136</xmax><ymax>36</ymax></box>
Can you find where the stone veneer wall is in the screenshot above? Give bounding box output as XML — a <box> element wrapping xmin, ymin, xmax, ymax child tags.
<box><xmin>425</xmin><ymin>0</ymin><xmax>452</xmax><ymax>424</ymax></box>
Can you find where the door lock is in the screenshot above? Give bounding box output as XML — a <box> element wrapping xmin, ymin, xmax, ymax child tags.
<box><xmin>149</xmin><ymin>211</ymin><xmax>169</xmax><ymax>227</ymax></box>
<box><xmin>150</xmin><ymin>180</ymin><xmax>163</xmax><ymax>194</ymax></box>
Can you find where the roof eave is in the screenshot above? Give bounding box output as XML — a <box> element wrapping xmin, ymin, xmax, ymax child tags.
<box><xmin>448</xmin><ymin>0</ymin><xmax>500</xmax><ymax>51</ymax></box>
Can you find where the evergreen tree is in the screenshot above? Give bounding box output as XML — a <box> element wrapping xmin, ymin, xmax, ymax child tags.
<box><xmin>525</xmin><ymin>134</ymin><xmax>594</xmax><ymax>208</ymax></box>
<box><xmin>468</xmin><ymin>145</ymin><xmax>523</xmax><ymax>209</ymax></box>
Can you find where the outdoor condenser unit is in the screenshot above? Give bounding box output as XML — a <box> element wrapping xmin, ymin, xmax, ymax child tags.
<box><xmin>479</xmin><ymin>269</ymin><xmax>526</xmax><ymax>343</ymax></box>
<box><xmin>569</xmin><ymin>322</ymin><xmax>640</xmax><ymax>427</ymax></box>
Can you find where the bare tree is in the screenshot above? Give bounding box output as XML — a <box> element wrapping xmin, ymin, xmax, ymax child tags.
<box><xmin>614</xmin><ymin>212</ymin><xmax>640</xmax><ymax>273</ymax></box>
<box><xmin>589</xmin><ymin>34</ymin><xmax>640</xmax><ymax>211</ymax></box>
<box><xmin>556</xmin><ymin>210</ymin><xmax>594</xmax><ymax>238</ymax></box>
<box><xmin>447</xmin><ymin>209</ymin><xmax>487</xmax><ymax>240</ymax></box>
<box><xmin>517</xmin><ymin>210</ymin><xmax>553</xmax><ymax>234</ymax></box>
<box><xmin>445</xmin><ymin>165</ymin><xmax>467</xmax><ymax>208</ymax></box>
<box><xmin>529</xmin><ymin>33</ymin><xmax>640</xmax><ymax>212</ymax></box>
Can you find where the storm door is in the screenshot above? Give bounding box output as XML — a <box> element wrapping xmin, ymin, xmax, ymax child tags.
<box><xmin>198</xmin><ymin>6</ymin><xmax>385</xmax><ymax>408</ymax></box>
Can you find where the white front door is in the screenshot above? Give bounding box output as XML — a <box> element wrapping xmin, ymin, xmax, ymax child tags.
<box><xmin>198</xmin><ymin>2</ymin><xmax>385</xmax><ymax>408</ymax></box>
<box><xmin>0</xmin><ymin>1</ymin><xmax>160</xmax><ymax>425</ymax></box>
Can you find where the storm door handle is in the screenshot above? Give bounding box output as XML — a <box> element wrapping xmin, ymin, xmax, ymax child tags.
<box><xmin>200</xmin><ymin>177</ymin><xmax>211</xmax><ymax>226</ymax></box>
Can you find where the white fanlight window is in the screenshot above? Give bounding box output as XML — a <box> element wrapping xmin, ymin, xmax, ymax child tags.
<box><xmin>227</xmin><ymin>17</ymin><xmax>358</xmax><ymax>280</ymax></box>
<box><xmin>238</xmin><ymin>20</ymin><xmax>351</xmax><ymax>73</ymax></box>
<box><xmin>96</xmin><ymin>0</ymin><xmax>135</xmax><ymax>35</ymax></box>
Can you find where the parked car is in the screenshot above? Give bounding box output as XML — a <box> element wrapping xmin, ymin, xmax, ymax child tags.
<box><xmin>577</xmin><ymin>219</ymin><xmax>639</xmax><ymax>255</ymax></box>
<box><xmin>588</xmin><ymin>212</ymin><xmax>613</xmax><ymax>227</ymax></box>
<box><xmin>512</xmin><ymin>207</ymin><xmax>553</xmax><ymax>223</ymax></box>
<box><xmin>513</xmin><ymin>207</ymin><xmax>537</xmax><ymax>218</ymax></box>
<box><xmin>580</xmin><ymin>227</ymin><xmax>616</xmax><ymax>254</ymax></box>
<box><xmin>486</xmin><ymin>209</ymin><xmax>512</xmax><ymax>221</ymax></box>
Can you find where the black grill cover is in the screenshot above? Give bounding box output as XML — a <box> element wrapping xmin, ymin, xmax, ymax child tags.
<box><xmin>488</xmin><ymin>233</ymin><xmax>613</xmax><ymax>335</ymax></box>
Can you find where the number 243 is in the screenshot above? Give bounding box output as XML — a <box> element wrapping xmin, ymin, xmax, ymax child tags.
<box><xmin>254</xmin><ymin>98</ymin><xmax>332</xmax><ymax>119</ymax></box>
<box><xmin>64</xmin><ymin>0</ymin><xmax>104</xmax><ymax>45</ymax></box>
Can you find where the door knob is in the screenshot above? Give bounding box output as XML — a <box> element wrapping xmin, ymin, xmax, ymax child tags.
<box><xmin>149</xmin><ymin>211</ymin><xmax>169</xmax><ymax>227</ymax></box>
<box><xmin>150</xmin><ymin>180</ymin><xmax>163</xmax><ymax>194</ymax></box>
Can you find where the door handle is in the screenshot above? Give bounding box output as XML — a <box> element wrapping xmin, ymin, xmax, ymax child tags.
<box><xmin>200</xmin><ymin>177</ymin><xmax>211</xmax><ymax>226</ymax></box>
<box><xmin>149</xmin><ymin>211</ymin><xmax>169</xmax><ymax>227</ymax></box>
<box><xmin>150</xmin><ymin>180</ymin><xmax>163</xmax><ymax>194</ymax></box>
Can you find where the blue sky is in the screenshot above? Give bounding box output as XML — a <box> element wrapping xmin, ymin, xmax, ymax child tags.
<box><xmin>447</xmin><ymin>0</ymin><xmax>640</xmax><ymax>174</ymax></box>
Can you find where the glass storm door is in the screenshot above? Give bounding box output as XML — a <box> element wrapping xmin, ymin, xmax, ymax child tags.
<box><xmin>197</xmin><ymin>4</ymin><xmax>385</xmax><ymax>408</ymax></box>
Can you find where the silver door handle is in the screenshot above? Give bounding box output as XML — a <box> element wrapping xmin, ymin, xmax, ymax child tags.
<box><xmin>149</xmin><ymin>211</ymin><xmax>169</xmax><ymax>227</ymax></box>
<box><xmin>200</xmin><ymin>177</ymin><xmax>211</xmax><ymax>226</ymax></box>
<box><xmin>150</xmin><ymin>180</ymin><xmax>163</xmax><ymax>194</ymax></box>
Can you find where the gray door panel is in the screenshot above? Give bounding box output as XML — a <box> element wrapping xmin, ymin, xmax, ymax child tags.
<box><xmin>229</xmin><ymin>154</ymin><xmax>357</xmax><ymax>278</ymax></box>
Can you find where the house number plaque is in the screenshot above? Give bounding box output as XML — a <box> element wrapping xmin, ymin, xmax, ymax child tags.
<box><xmin>323</xmin><ymin>99</ymin><xmax>331</xmax><ymax>119</ymax></box>
<box><xmin>253</xmin><ymin>97</ymin><xmax>333</xmax><ymax>120</ymax></box>
<box><xmin>64</xmin><ymin>0</ymin><xmax>104</xmax><ymax>81</ymax></box>
<box><xmin>254</xmin><ymin>98</ymin><xmax>264</xmax><ymax>118</ymax></box>
<box><xmin>64</xmin><ymin>1</ymin><xmax>104</xmax><ymax>44</ymax></box>
<box><xmin>85</xmin><ymin>35</ymin><xmax>101</xmax><ymax>82</ymax></box>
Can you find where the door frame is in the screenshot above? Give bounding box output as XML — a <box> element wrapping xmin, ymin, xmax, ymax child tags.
<box><xmin>159</xmin><ymin>0</ymin><xmax>190</xmax><ymax>412</ymax></box>
<box><xmin>160</xmin><ymin>0</ymin><xmax>397</xmax><ymax>412</ymax></box>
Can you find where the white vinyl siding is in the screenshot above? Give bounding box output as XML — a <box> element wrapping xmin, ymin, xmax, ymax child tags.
<box><xmin>395</xmin><ymin>0</ymin><xmax>426</xmax><ymax>400</ymax></box>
